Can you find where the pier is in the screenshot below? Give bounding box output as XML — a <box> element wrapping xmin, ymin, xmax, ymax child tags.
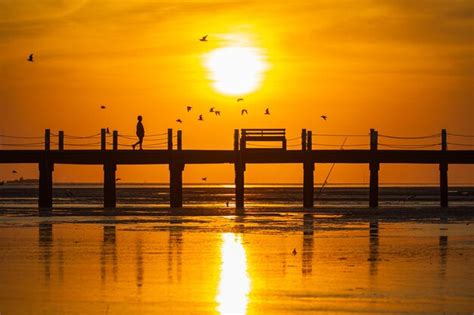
<box><xmin>1</xmin><ymin>128</ymin><xmax>473</xmax><ymax>211</ymax></box>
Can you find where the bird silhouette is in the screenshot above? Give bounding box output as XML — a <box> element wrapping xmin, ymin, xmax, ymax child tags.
<box><xmin>116</xmin><ymin>178</ymin><xmax>121</xmax><ymax>181</ymax></box>
<box><xmin>264</xmin><ymin>108</ymin><xmax>270</xmax><ymax>115</ymax></box>
<box><xmin>187</xmin><ymin>106</ymin><xmax>192</xmax><ymax>112</ymax></box>
<box><xmin>12</xmin><ymin>170</ymin><xmax>17</xmax><ymax>174</ymax></box>
<box><xmin>106</xmin><ymin>128</ymin><xmax>110</xmax><ymax>134</ymax></box>
<box><xmin>241</xmin><ymin>109</ymin><xmax>248</xmax><ymax>115</ymax></box>
<box><xmin>201</xmin><ymin>177</ymin><xmax>207</xmax><ymax>181</ymax></box>
<box><xmin>215</xmin><ymin>111</ymin><xmax>221</xmax><ymax>116</ymax></box>
<box><xmin>209</xmin><ymin>107</ymin><xmax>214</xmax><ymax>112</ymax></box>
<box><xmin>292</xmin><ymin>248</ymin><xmax>297</xmax><ymax>255</ymax></box>
<box><xmin>176</xmin><ymin>119</ymin><xmax>182</xmax><ymax>123</ymax></box>
<box><xmin>199</xmin><ymin>35</ymin><xmax>208</xmax><ymax>42</ymax></box>
<box><xmin>226</xmin><ymin>201</ymin><xmax>229</xmax><ymax>207</ymax></box>
<box><xmin>27</xmin><ymin>54</ymin><xmax>34</xmax><ymax>62</ymax></box>
<box><xmin>100</xmin><ymin>105</ymin><xmax>106</xmax><ymax>109</ymax></box>
<box><xmin>321</xmin><ymin>115</ymin><xmax>328</xmax><ymax>120</ymax></box>
<box><xmin>198</xmin><ymin>114</ymin><xmax>204</xmax><ymax>121</ymax></box>
<box><xmin>237</xmin><ymin>98</ymin><xmax>244</xmax><ymax>102</ymax></box>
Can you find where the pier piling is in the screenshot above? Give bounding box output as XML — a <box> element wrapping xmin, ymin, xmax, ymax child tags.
<box><xmin>38</xmin><ymin>159</ymin><xmax>53</xmax><ymax>209</ymax></box>
<box><xmin>440</xmin><ymin>129</ymin><xmax>448</xmax><ymax>207</ymax></box>
<box><xmin>103</xmin><ymin>163</ymin><xmax>116</xmax><ymax>208</ymax></box>
<box><xmin>234</xmin><ymin>129</ymin><xmax>245</xmax><ymax>209</ymax></box>
<box><xmin>303</xmin><ymin>130</ymin><xmax>314</xmax><ymax>208</ymax></box>
<box><xmin>101</xmin><ymin>129</ymin><xmax>106</xmax><ymax>151</ymax></box>
<box><xmin>58</xmin><ymin>131</ymin><xmax>64</xmax><ymax>151</ymax></box>
<box><xmin>369</xmin><ymin>129</ymin><xmax>379</xmax><ymax>208</ymax></box>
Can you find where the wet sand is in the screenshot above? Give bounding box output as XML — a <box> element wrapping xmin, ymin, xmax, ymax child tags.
<box><xmin>0</xmin><ymin>213</ymin><xmax>473</xmax><ymax>314</ymax></box>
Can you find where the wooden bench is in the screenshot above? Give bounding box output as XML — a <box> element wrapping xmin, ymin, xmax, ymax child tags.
<box><xmin>241</xmin><ymin>129</ymin><xmax>286</xmax><ymax>150</ymax></box>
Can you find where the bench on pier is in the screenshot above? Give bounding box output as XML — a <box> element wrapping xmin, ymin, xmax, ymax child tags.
<box><xmin>241</xmin><ymin>129</ymin><xmax>287</xmax><ymax>150</ymax></box>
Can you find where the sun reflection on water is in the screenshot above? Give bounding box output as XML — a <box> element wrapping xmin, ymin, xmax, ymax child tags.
<box><xmin>216</xmin><ymin>233</ymin><xmax>251</xmax><ymax>315</ymax></box>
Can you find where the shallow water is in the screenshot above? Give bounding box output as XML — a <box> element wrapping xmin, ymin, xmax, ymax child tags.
<box><xmin>0</xmin><ymin>214</ymin><xmax>473</xmax><ymax>314</ymax></box>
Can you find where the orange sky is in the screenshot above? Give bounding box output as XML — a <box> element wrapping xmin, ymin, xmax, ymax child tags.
<box><xmin>1</xmin><ymin>0</ymin><xmax>473</xmax><ymax>184</ymax></box>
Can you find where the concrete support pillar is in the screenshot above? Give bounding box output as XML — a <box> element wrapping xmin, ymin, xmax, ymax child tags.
<box><xmin>169</xmin><ymin>162</ymin><xmax>184</xmax><ymax>208</ymax></box>
<box><xmin>303</xmin><ymin>161</ymin><xmax>314</xmax><ymax>208</ymax></box>
<box><xmin>369</xmin><ymin>129</ymin><xmax>379</xmax><ymax>208</ymax></box>
<box><xmin>39</xmin><ymin>160</ymin><xmax>54</xmax><ymax>209</ymax></box>
<box><xmin>235</xmin><ymin>162</ymin><xmax>245</xmax><ymax>209</ymax></box>
<box><xmin>104</xmin><ymin>163</ymin><xmax>117</xmax><ymax>208</ymax></box>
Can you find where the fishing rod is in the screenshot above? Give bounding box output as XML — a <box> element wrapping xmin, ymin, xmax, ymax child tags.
<box><xmin>315</xmin><ymin>137</ymin><xmax>347</xmax><ymax>200</ymax></box>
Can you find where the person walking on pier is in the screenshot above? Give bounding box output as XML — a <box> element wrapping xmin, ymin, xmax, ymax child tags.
<box><xmin>132</xmin><ymin>115</ymin><xmax>145</xmax><ymax>150</ymax></box>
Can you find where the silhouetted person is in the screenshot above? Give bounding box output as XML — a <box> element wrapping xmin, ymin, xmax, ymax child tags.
<box><xmin>132</xmin><ymin>115</ymin><xmax>145</xmax><ymax>150</ymax></box>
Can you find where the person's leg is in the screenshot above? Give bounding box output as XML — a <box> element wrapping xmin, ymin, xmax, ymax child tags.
<box><xmin>132</xmin><ymin>139</ymin><xmax>139</xmax><ymax>150</ymax></box>
<box><xmin>139</xmin><ymin>137</ymin><xmax>144</xmax><ymax>150</ymax></box>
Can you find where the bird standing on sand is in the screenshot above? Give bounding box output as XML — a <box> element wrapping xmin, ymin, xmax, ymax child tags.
<box><xmin>27</xmin><ymin>54</ymin><xmax>34</xmax><ymax>62</ymax></box>
<box><xmin>237</xmin><ymin>98</ymin><xmax>244</xmax><ymax>102</ymax></box>
<box><xmin>292</xmin><ymin>248</ymin><xmax>297</xmax><ymax>255</ymax></box>
<box><xmin>187</xmin><ymin>106</ymin><xmax>192</xmax><ymax>112</ymax></box>
<box><xmin>198</xmin><ymin>114</ymin><xmax>204</xmax><ymax>121</ymax></box>
<box><xmin>265</xmin><ymin>108</ymin><xmax>270</xmax><ymax>115</ymax></box>
<box><xmin>321</xmin><ymin>115</ymin><xmax>328</xmax><ymax>120</ymax></box>
<box><xmin>199</xmin><ymin>35</ymin><xmax>208</xmax><ymax>42</ymax></box>
<box><xmin>226</xmin><ymin>201</ymin><xmax>229</xmax><ymax>207</ymax></box>
<box><xmin>12</xmin><ymin>170</ymin><xmax>17</xmax><ymax>174</ymax></box>
<box><xmin>176</xmin><ymin>119</ymin><xmax>182</xmax><ymax>123</ymax></box>
<box><xmin>241</xmin><ymin>109</ymin><xmax>248</xmax><ymax>115</ymax></box>
<box><xmin>215</xmin><ymin>111</ymin><xmax>221</xmax><ymax>116</ymax></box>
<box><xmin>106</xmin><ymin>128</ymin><xmax>110</xmax><ymax>134</ymax></box>
<box><xmin>116</xmin><ymin>178</ymin><xmax>121</xmax><ymax>181</ymax></box>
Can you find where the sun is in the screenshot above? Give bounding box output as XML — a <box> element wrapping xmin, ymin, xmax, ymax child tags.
<box><xmin>204</xmin><ymin>46</ymin><xmax>268</xmax><ymax>96</ymax></box>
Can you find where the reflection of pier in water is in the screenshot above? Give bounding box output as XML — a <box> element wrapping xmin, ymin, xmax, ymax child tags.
<box><xmin>38</xmin><ymin>222</ymin><xmax>64</xmax><ymax>284</ymax></box>
<box><xmin>368</xmin><ymin>219</ymin><xmax>379</xmax><ymax>277</ymax></box>
<box><xmin>302</xmin><ymin>214</ymin><xmax>314</xmax><ymax>276</ymax></box>
<box><xmin>167</xmin><ymin>218</ymin><xmax>183</xmax><ymax>283</ymax></box>
<box><xmin>439</xmin><ymin>217</ymin><xmax>448</xmax><ymax>278</ymax></box>
<box><xmin>101</xmin><ymin>225</ymin><xmax>118</xmax><ymax>284</ymax></box>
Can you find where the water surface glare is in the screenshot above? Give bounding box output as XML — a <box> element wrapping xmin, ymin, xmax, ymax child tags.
<box><xmin>0</xmin><ymin>215</ymin><xmax>473</xmax><ymax>314</ymax></box>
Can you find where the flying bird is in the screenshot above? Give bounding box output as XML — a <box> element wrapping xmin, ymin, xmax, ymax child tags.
<box><xmin>198</xmin><ymin>114</ymin><xmax>204</xmax><ymax>121</ymax></box>
<box><xmin>201</xmin><ymin>177</ymin><xmax>207</xmax><ymax>181</ymax></box>
<box><xmin>264</xmin><ymin>108</ymin><xmax>270</xmax><ymax>115</ymax></box>
<box><xmin>27</xmin><ymin>54</ymin><xmax>34</xmax><ymax>62</ymax></box>
<box><xmin>176</xmin><ymin>119</ymin><xmax>182</xmax><ymax>123</ymax></box>
<box><xmin>187</xmin><ymin>106</ymin><xmax>192</xmax><ymax>112</ymax></box>
<box><xmin>215</xmin><ymin>111</ymin><xmax>221</xmax><ymax>116</ymax></box>
<box><xmin>100</xmin><ymin>105</ymin><xmax>106</xmax><ymax>109</ymax></box>
<box><xmin>237</xmin><ymin>98</ymin><xmax>244</xmax><ymax>102</ymax></box>
<box><xmin>209</xmin><ymin>107</ymin><xmax>214</xmax><ymax>112</ymax></box>
<box><xmin>199</xmin><ymin>35</ymin><xmax>208</xmax><ymax>42</ymax></box>
<box><xmin>321</xmin><ymin>115</ymin><xmax>328</xmax><ymax>121</ymax></box>
<box><xmin>241</xmin><ymin>109</ymin><xmax>248</xmax><ymax>115</ymax></box>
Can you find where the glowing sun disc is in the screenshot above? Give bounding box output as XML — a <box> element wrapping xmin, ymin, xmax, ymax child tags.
<box><xmin>204</xmin><ymin>46</ymin><xmax>268</xmax><ymax>96</ymax></box>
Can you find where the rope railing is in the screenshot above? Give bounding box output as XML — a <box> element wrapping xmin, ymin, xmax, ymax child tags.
<box><xmin>378</xmin><ymin>133</ymin><xmax>440</xmax><ymax>140</ymax></box>
<box><xmin>313</xmin><ymin>143</ymin><xmax>368</xmax><ymax>147</ymax></box>
<box><xmin>0</xmin><ymin>134</ymin><xmax>43</xmax><ymax>139</ymax></box>
<box><xmin>379</xmin><ymin>143</ymin><xmax>440</xmax><ymax>149</ymax></box>
<box><xmin>447</xmin><ymin>133</ymin><xmax>474</xmax><ymax>138</ymax></box>
<box><xmin>313</xmin><ymin>133</ymin><xmax>368</xmax><ymax>137</ymax></box>
<box><xmin>447</xmin><ymin>142</ymin><xmax>474</xmax><ymax>147</ymax></box>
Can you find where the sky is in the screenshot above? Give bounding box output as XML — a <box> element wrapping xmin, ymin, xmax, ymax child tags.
<box><xmin>0</xmin><ymin>0</ymin><xmax>473</xmax><ymax>184</ymax></box>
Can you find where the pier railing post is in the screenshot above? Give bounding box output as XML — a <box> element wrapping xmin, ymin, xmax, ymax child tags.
<box><xmin>39</xmin><ymin>159</ymin><xmax>53</xmax><ymax>209</ymax></box>
<box><xmin>303</xmin><ymin>130</ymin><xmax>314</xmax><ymax>208</ymax></box>
<box><xmin>177</xmin><ymin>130</ymin><xmax>182</xmax><ymax>151</ymax></box>
<box><xmin>234</xmin><ymin>129</ymin><xmax>245</xmax><ymax>210</ymax></box>
<box><xmin>369</xmin><ymin>129</ymin><xmax>379</xmax><ymax>208</ymax></box>
<box><xmin>58</xmin><ymin>131</ymin><xmax>64</xmax><ymax>151</ymax></box>
<box><xmin>112</xmin><ymin>131</ymin><xmax>118</xmax><ymax>151</ymax></box>
<box><xmin>168</xmin><ymin>128</ymin><xmax>173</xmax><ymax>150</ymax></box>
<box><xmin>44</xmin><ymin>129</ymin><xmax>50</xmax><ymax>151</ymax></box>
<box><xmin>101</xmin><ymin>128</ymin><xmax>106</xmax><ymax>151</ymax></box>
<box><xmin>302</xmin><ymin>129</ymin><xmax>307</xmax><ymax>151</ymax></box>
<box><xmin>440</xmin><ymin>129</ymin><xmax>448</xmax><ymax>207</ymax></box>
<box><xmin>104</xmin><ymin>162</ymin><xmax>117</xmax><ymax>209</ymax></box>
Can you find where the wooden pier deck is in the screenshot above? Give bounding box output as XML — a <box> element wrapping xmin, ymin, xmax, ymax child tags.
<box><xmin>1</xmin><ymin>128</ymin><xmax>473</xmax><ymax>210</ymax></box>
